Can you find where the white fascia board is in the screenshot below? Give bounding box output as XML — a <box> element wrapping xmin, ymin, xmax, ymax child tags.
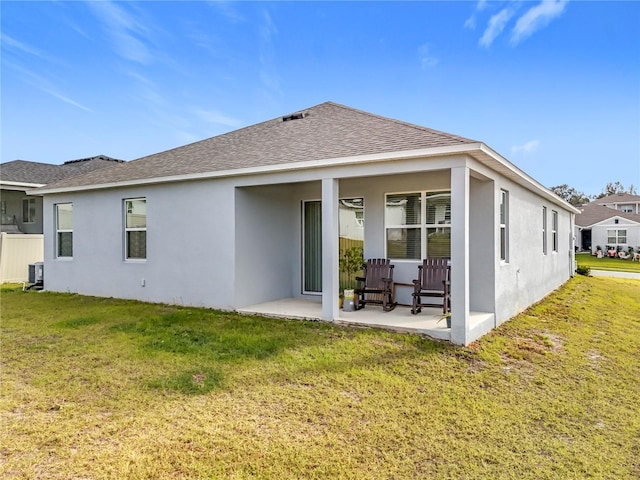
<box><xmin>31</xmin><ymin>143</ymin><xmax>484</xmax><ymax>195</ymax></box>
<box><xmin>1</xmin><ymin>180</ymin><xmax>45</xmax><ymax>191</ymax></box>
<box><xmin>475</xmin><ymin>144</ymin><xmax>581</xmax><ymax>214</ymax></box>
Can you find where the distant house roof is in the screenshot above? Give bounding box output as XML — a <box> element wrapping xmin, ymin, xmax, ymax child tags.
<box><xmin>31</xmin><ymin>102</ymin><xmax>477</xmax><ymax>191</ymax></box>
<box><xmin>0</xmin><ymin>155</ymin><xmax>124</xmax><ymax>186</ymax></box>
<box><xmin>576</xmin><ymin>202</ymin><xmax>640</xmax><ymax>227</ymax></box>
<box><xmin>593</xmin><ymin>193</ymin><xmax>640</xmax><ymax>204</ymax></box>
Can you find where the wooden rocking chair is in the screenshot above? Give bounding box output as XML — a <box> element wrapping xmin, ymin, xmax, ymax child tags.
<box><xmin>411</xmin><ymin>258</ymin><xmax>450</xmax><ymax>315</ymax></box>
<box><xmin>354</xmin><ymin>259</ymin><xmax>396</xmax><ymax>311</ymax></box>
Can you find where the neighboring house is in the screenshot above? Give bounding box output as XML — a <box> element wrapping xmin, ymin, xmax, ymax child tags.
<box><xmin>592</xmin><ymin>192</ymin><xmax>640</xmax><ymax>215</ymax></box>
<box><xmin>32</xmin><ymin>102</ymin><xmax>578</xmax><ymax>345</ymax></box>
<box><xmin>0</xmin><ymin>155</ymin><xmax>123</xmax><ymax>282</ymax></box>
<box><xmin>575</xmin><ymin>202</ymin><xmax>640</xmax><ymax>253</ymax></box>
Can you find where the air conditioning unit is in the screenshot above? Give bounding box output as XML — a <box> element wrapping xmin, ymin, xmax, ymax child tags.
<box><xmin>28</xmin><ymin>262</ymin><xmax>44</xmax><ymax>286</ymax></box>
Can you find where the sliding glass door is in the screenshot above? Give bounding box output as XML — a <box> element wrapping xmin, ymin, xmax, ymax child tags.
<box><xmin>303</xmin><ymin>198</ymin><xmax>365</xmax><ymax>294</ymax></box>
<box><xmin>303</xmin><ymin>201</ymin><xmax>322</xmax><ymax>293</ymax></box>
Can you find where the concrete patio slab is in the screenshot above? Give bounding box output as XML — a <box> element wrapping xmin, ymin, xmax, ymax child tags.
<box><xmin>237</xmin><ymin>297</ymin><xmax>495</xmax><ymax>343</ymax></box>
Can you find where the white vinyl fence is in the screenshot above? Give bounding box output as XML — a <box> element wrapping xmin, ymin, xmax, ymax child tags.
<box><xmin>0</xmin><ymin>233</ymin><xmax>44</xmax><ymax>283</ymax></box>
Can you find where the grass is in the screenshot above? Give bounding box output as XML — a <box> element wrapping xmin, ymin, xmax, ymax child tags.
<box><xmin>576</xmin><ymin>252</ymin><xmax>640</xmax><ymax>273</ymax></box>
<box><xmin>1</xmin><ymin>277</ymin><xmax>639</xmax><ymax>479</ymax></box>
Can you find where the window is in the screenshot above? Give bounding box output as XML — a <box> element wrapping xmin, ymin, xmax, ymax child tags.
<box><xmin>125</xmin><ymin>198</ymin><xmax>146</xmax><ymax>259</ymax></box>
<box><xmin>55</xmin><ymin>203</ymin><xmax>73</xmax><ymax>257</ymax></box>
<box><xmin>620</xmin><ymin>204</ymin><xmax>633</xmax><ymax>213</ymax></box>
<box><xmin>551</xmin><ymin>210</ymin><xmax>558</xmax><ymax>252</ymax></box>
<box><xmin>500</xmin><ymin>190</ymin><xmax>509</xmax><ymax>262</ymax></box>
<box><xmin>542</xmin><ymin>206</ymin><xmax>547</xmax><ymax>255</ymax></box>
<box><xmin>385</xmin><ymin>191</ymin><xmax>450</xmax><ymax>259</ymax></box>
<box><xmin>607</xmin><ymin>229</ymin><xmax>627</xmax><ymax>244</ymax></box>
<box><xmin>22</xmin><ymin>198</ymin><xmax>36</xmax><ymax>223</ymax></box>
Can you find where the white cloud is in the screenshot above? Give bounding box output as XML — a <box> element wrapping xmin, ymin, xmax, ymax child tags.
<box><xmin>1</xmin><ymin>33</ymin><xmax>60</xmax><ymax>64</ymax></box>
<box><xmin>418</xmin><ymin>44</ymin><xmax>439</xmax><ymax>68</ymax></box>
<box><xmin>208</xmin><ymin>1</ymin><xmax>245</xmax><ymax>23</ymax></box>
<box><xmin>87</xmin><ymin>1</ymin><xmax>153</xmax><ymax>65</ymax></box>
<box><xmin>258</xmin><ymin>10</ymin><xmax>281</xmax><ymax>98</ymax></box>
<box><xmin>512</xmin><ymin>140</ymin><xmax>540</xmax><ymax>155</ymax></box>
<box><xmin>511</xmin><ymin>0</ymin><xmax>569</xmax><ymax>45</ymax></box>
<box><xmin>191</xmin><ymin>108</ymin><xmax>241</xmax><ymax>128</ymax></box>
<box><xmin>2</xmin><ymin>34</ymin><xmax>45</xmax><ymax>58</ymax></box>
<box><xmin>464</xmin><ymin>0</ymin><xmax>489</xmax><ymax>30</ymax></box>
<box><xmin>4</xmin><ymin>60</ymin><xmax>92</xmax><ymax>112</ymax></box>
<box><xmin>479</xmin><ymin>8</ymin><xmax>515</xmax><ymax>47</ymax></box>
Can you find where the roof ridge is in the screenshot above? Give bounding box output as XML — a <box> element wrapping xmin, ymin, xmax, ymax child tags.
<box><xmin>324</xmin><ymin>101</ymin><xmax>478</xmax><ymax>144</ymax></box>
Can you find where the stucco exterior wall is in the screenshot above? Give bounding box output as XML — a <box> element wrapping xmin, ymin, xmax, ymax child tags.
<box><xmin>494</xmin><ymin>179</ymin><xmax>573</xmax><ymax>324</ymax></box>
<box><xmin>43</xmin><ymin>179</ymin><xmax>237</xmax><ymax>308</ymax></box>
<box><xmin>234</xmin><ymin>185</ymin><xmax>295</xmax><ymax>307</ymax></box>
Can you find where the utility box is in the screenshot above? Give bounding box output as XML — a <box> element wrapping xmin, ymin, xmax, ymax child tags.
<box><xmin>28</xmin><ymin>262</ymin><xmax>44</xmax><ymax>286</ymax></box>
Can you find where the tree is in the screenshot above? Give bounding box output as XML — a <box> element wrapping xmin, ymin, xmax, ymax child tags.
<box><xmin>595</xmin><ymin>182</ymin><xmax>637</xmax><ymax>198</ymax></box>
<box><xmin>549</xmin><ymin>184</ymin><xmax>591</xmax><ymax>206</ymax></box>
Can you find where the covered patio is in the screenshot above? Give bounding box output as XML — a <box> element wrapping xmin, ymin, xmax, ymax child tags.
<box><xmin>237</xmin><ymin>297</ymin><xmax>495</xmax><ymax>343</ymax></box>
<box><xmin>234</xmin><ymin>161</ymin><xmax>498</xmax><ymax>346</ymax></box>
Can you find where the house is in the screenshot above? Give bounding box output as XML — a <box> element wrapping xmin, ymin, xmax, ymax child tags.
<box><xmin>0</xmin><ymin>155</ymin><xmax>123</xmax><ymax>282</ymax></box>
<box><xmin>575</xmin><ymin>201</ymin><xmax>640</xmax><ymax>253</ymax></box>
<box><xmin>32</xmin><ymin>102</ymin><xmax>578</xmax><ymax>345</ymax></box>
<box><xmin>592</xmin><ymin>192</ymin><xmax>640</xmax><ymax>215</ymax></box>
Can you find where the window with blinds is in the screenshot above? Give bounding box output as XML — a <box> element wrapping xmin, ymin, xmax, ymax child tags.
<box><xmin>385</xmin><ymin>191</ymin><xmax>451</xmax><ymax>260</ymax></box>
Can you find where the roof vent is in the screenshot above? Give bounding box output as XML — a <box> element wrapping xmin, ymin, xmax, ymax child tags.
<box><xmin>282</xmin><ymin>111</ymin><xmax>307</xmax><ymax>122</ymax></box>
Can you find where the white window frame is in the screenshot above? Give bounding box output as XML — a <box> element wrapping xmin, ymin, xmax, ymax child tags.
<box><xmin>384</xmin><ymin>190</ymin><xmax>451</xmax><ymax>261</ymax></box>
<box><xmin>22</xmin><ymin>197</ymin><xmax>36</xmax><ymax>223</ymax></box>
<box><xmin>124</xmin><ymin>198</ymin><xmax>147</xmax><ymax>260</ymax></box>
<box><xmin>620</xmin><ymin>205</ymin><xmax>633</xmax><ymax>213</ymax></box>
<box><xmin>500</xmin><ymin>190</ymin><xmax>509</xmax><ymax>262</ymax></box>
<box><xmin>607</xmin><ymin>229</ymin><xmax>627</xmax><ymax>244</ymax></box>
<box><xmin>551</xmin><ymin>210</ymin><xmax>558</xmax><ymax>252</ymax></box>
<box><xmin>542</xmin><ymin>206</ymin><xmax>547</xmax><ymax>255</ymax></box>
<box><xmin>55</xmin><ymin>203</ymin><xmax>73</xmax><ymax>258</ymax></box>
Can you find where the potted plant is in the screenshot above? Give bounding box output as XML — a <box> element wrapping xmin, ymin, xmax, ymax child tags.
<box><xmin>339</xmin><ymin>246</ymin><xmax>364</xmax><ymax>291</ymax></box>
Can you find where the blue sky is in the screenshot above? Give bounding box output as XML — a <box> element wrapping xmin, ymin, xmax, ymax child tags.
<box><xmin>2</xmin><ymin>1</ymin><xmax>638</xmax><ymax>195</ymax></box>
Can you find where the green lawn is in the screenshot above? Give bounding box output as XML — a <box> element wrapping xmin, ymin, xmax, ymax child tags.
<box><xmin>576</xmin><ymin>252</ymin><xmax>640</xmax><ymax>273</ymax></box>
<box><xmin>2</xmin><ymin>278</ymin><xmax>639</xmax><ymax>479</ymax></box>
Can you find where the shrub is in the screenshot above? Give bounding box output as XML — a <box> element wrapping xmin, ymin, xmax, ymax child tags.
<box><xmin>575</xmin><ymin>265</ymin><xmax>591</xmax><ymax>276</ymax></box>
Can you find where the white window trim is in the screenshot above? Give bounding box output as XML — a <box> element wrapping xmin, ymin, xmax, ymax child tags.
<box><xmin>500</xmin><ymin>190</ymin><xmax>509</xmax><ymax>263</ymax></box>
<box><xmin>124</xmin><ymin>198</ymin><xmax>147</xmax><ymax>261</ymax></box>
<box><xmin>384</xmin><ymin>189</ymin><xmax>451</xmax><ymax>261</ymax></box>
<box><xmin>606</xmin><ymin>229</ymin><xmax>627</xmax><ymax>244</ymax></box>
<box><xmin>551</xmin><ymin>210</ymin><xmax>558</xmax><ymax>253</ymax></box>
<box><xmin>542</xmin><ymin>206</ymin><xmax>547</xmax><ymax>255</ymax></box>
<box><xmin>55</xmin><ymin>203</ymin><xmax>73</xmax><ymax>259</ymax></box>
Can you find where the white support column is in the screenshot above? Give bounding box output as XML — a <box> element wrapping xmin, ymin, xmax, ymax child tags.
<box><xmin>321</xmin><ymin>178</ymin><xmax>340</xmax><ymax>321</ymax></box>
<box><xmin>450</xmin><ymin>166</ymin><xmax>470</xmax><ymax>345</ymax></box>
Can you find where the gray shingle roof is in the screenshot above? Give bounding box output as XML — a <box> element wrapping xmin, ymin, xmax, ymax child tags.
<box><xmin>594</xmin><ymin>193</ymin><xmax>640</xmax><ymax>204</ymax></box>
<box><xmin>33</xmin><ymin>102</ymin><xmax>478</xmax><ymax>191</ymax></box>
<box><xmin>1</xmin><ymin>155</ymin><xmax>124</xmax><ymax>185</ymax></box>
<box><xmin>576</xmin><ymin>202</ymin><xmax>640</xmax><ymax>227</ymax></box>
